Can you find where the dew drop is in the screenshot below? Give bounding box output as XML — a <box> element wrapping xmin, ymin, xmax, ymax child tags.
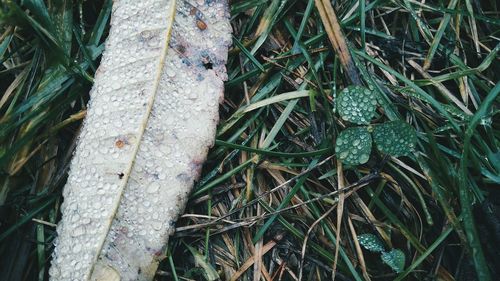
<box><xmin>146</xmin><ymin>182</ymin><xmax>161</xmax><ymax>193</ymax></box>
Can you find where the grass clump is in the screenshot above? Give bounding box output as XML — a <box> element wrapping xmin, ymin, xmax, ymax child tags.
<box><xmin>1</xmin><ymin>0</ymin><xmax>500</xmax><ymax>280</ymax></box>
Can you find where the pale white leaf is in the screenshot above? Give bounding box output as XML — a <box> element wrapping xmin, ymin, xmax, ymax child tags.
<box><xmin>49</xmin><ymin>0</ymin><xmax>231</xmax><ymax>280</ymax></box>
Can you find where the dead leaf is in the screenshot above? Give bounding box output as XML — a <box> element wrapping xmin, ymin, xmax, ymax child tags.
<box><xmin>49</xmin><ymin>0</ymin><xmax>231</xmax><ymax>280</ymax></box>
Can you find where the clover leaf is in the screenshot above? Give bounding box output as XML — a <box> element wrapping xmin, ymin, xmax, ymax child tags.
<box><xmin>373</xmin><ymin>120</ymin><xmax>417</xmax><ymax>157</ymax></box>
<box><xmin>358</xmin><ymin>233</ymin><xmax>385</xmax><ymax>253</ymax></box>
<box><xmin>335</xmin><ymin>127</ymin><xmax>372</xmax><ymax>165</ymax></box>
<box><xmin>381</xmin><ymin>249</ymin><xmax>406</xmax><ymax>273</ymax></box>
<box><xmin>337</xmin><ymin>86</ymin><xmax>377</xmax><ymax>125</ymax></box>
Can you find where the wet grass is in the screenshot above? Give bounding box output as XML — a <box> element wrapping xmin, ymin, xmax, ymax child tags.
<box><xmin>1</xmin><ymin>0</ymin><xmax>499</xmax><ymax>280</ymax></box>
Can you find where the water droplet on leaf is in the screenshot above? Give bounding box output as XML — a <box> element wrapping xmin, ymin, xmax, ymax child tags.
<box><xmin>335</xmin><ymin>127</ymin><xmax>372</xmax><ymax>165</ymax></box>
<box><xmin>336</xmin><ymin>86</ymin><xmax>377</xmax><ymax>125</ymax></box>
<box><xmin>373</xmin><ymin>120</ymin><xmax>417</xmax><ymax>157</ymax></box>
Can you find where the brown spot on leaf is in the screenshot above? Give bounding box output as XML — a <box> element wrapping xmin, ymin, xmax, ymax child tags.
<box><xmin>196</xmin><ymin>20</ymin><xmax>207</xmax><ymax>30</ymax></box>
<box><xmin>115</xmin><ymin>139</ymin><xmax>125</xmax><ymax>148</ymax></box>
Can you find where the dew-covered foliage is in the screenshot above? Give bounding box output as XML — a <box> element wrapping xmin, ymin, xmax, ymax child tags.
<box><xmin>358</xmin><ymin>233</ymin><xmax>406</xmax><ymax>273</ymax></box>
<box><xmin>373</xmin><ymin>121</ymin><xmax>417</xmax><ymax>157</ymax></box>
<box><xmin>337</xmin><ymin>85</ymin><xmax>377</xmax><ymax>125</ymax></box>
<box><xmin>357</xmin><ymin>233</ymin><xmax>384</xmax><ymax>253</ymax></box>
<box><xmin>1</xmin><ymin>0</ymin><xmax>499</xmax><ymax>281</ymax></box>
<box><xmin>381</xmin><ymin>249</ymin><xmax>406</xmax><ymax>273</ymax></box>
<box><xmin>335</xmin><ymin>86</ymin><xmax>416</xmax><ymax>165</ymax></box>
<box><xmin>46</xmin><ymin>1</ymin><xmax>232</xmax><ymax>280</ymax></box>
<box><xmin>335</xmin><ymin>127</ymin><xmax>372</xmax><ymax>165</ymax></box>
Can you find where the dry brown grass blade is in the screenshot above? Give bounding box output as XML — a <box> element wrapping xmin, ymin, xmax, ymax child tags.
<box><xmin>0</xmin><ymin>67</ymin><xmax>29</xmax><ymax>111</ymax></box>
<box><xmin>464</xmin><ymin>0</ymin><xmax>480</xmax><ymax>57</ymax></box>
<box><xmin>253</xmin><ymin>202</ymin><xmax>263</xmax><ymax>281</ymax></box>
<box><xmin>298</xmin><ymin>204</ymin><xmax>337</xmax><ymax>281</ymax></box>
<box><xmin>409</xmin><ymin>60</ymin><xmax>472</xmax><ymax>115</ymax></box>
<box><xmin>229</xmin><ymin>234</ymin><xmax>282</xmax><ymax>281</ymax></box>
<box><xmin>347</xmin><ymin>216</ymin><xmax>371</xmax><ymax>281</ymax></box>
<box><xmin>352</xmin><ymin>191</ymin><xmax>392</xmax><ymax>246</ymax></box>
<box><xmin>314</xmin><ymin>0</ymin><xmax>362</xmax><ymax>85</ymax></box>
<box><xmin>332</xmin><ymin>160</ymin><xmax>345</xmax><ymax>281</ymax></box>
